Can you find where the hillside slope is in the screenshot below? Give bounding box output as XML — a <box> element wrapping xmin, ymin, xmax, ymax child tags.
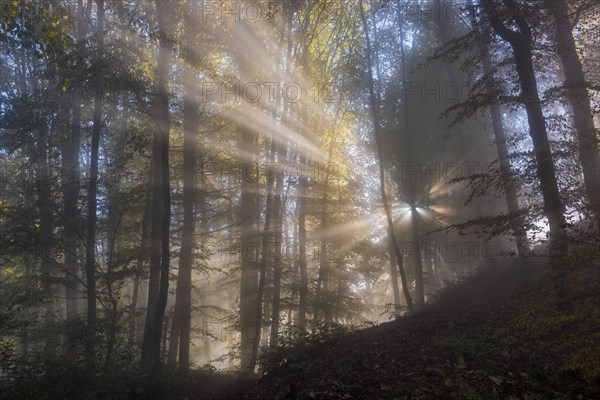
<box><xmin>207</xmin><ymin>257</ymin><xmax>600</xmax><ymax>400</ymax></box>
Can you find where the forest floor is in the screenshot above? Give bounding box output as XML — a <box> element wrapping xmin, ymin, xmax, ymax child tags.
<box><xmin>4</xmin><ymin>256</ymin><xmax>600</xmax><ymax>400</ymax></box>
<box><xmin>193</xmin><ymin>256</ymin><xmax>600</xmax><ymax>400</ymax></box>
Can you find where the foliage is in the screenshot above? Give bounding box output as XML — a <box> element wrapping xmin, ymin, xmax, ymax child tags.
<box><xmin>1</xmin><ymin>352</ymin><xmax>233</xmax><ymax>400</ymax></box>
<box><xmin>385</xmin><ymin>269</ymin><xmax>600</xmax><ymax>400</ymax></box>
<box><xmin>257</xmin><ymin>321</ymin><xmax>357</xmax><ymax>375</ymax></box>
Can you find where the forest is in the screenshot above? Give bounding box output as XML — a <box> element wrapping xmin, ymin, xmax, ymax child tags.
<box><xmin>0</xmin><ymin>0</ymin><xmax>599</xmax><ymax>399</ymax></box>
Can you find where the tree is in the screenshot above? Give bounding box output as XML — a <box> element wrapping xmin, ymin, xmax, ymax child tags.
<box><xmin>466</xmin><ymin>0</ymin><xmax>529</xmax><ymax>257</ymax></box>
<box><xmin>141</xmin><ymin>0</ymin><xmax>173</xmax><ymax>371</ymax></box>
<box><xmin>168</xmin><ymin>0</ymin><xmax>201</xmax><ymax>371</ymax></box>
<box><xmin>238</xmin><ymin>124</ymin><xmax>260</xmax><ymax>372</ymax></box>
<box><xmin>62</xmin><ymin>0</ymin><xmax>90</xmax><ymax>336</ymax></box>
<box><xmin>359</xmin><ymin>0</ymin><xmax>415</xmax><ymax>314</ymax></box>
<box><xmin>84</xmin><ymin>0</ymin><xmax>104</xmax><ymax>358</ymax></box>
<box><xmin>482</xmin><ymin>0</ymin><xmax>567</xmax><ymax>288</ymax></box>
<box><xmin>544</xmin><ymin>0</ymin><xmax>600</xmax><ymax>220</ymax></box>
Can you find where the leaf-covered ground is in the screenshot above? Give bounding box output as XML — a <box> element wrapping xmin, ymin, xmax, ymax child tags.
<box><xmin>3</xmin><ymin>257</ymin><xmax>599</xmax><ymax>400</ymax></box>
<box><xmin>201</xmin><ymin>257</ymin><xmax>600</xmax><ymax>400</ymax></box>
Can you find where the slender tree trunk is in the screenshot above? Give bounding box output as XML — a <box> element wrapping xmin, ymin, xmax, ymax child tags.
<box><xmin>291</xmin><ymin>4</ymin><xmax>316</xmax><ymax>333</ymax></box>
<box><xmin>484</xmin><ymin>63</ymin><xmax>529</xmax><ymax>256</ymax></box>
<box><xmin>388</xmin><ymin>226</ymin><xmax>401</xmax><ymax>316</ymax></box>
<box><xmin>161</xmin><ymin>315</ymin><xmax>170</xmax><ymax>361</ymax></box>
<box><xmin>37</xmin><ymin>125</ymin><xmax>56</xmax><ymax>358</ymax></box>
<box><xmin>129</xmin><ymin>177</ymin><xmax>151</xmax><ymax>348</ymax></box>
<box><xmin>290</xmin><ymin>207</ymin><xmax>299</xmax><ymax>325</ymax></box>
<box><xmin>128</xmin><ymin>274</ymin><xmax>141</xmax><ymax>342</ymax></box>
<box><xmin>21</xmin><ymin>192</ymin><xmax>35</xmax><ymax>358</ymax></box>
<box><xmin>395</xmin><ymin>1</ymin><xmax>424</xmax><ymax>307</ymax></box>
<box><xmin>313</xmin><ymin>191</ymin><xmax>329</xmax><ymax>327</ymax></box>
<box><xmin>268</xmin><ymin>17</ymin><xmax>294</xmax><ymax>349</ymax></box>
<box><xmin>84</xmin><ymin>0</ymin><xmax>104</xmax><ymax>358</ymax></box>
<box><xmin>140</xmin><ymin>88</ymin><xmax>163</xmax><ymax>365</ymax></box>
<box><xmin>422</xmin><ymin>244</ymin><xmax>433</xmax><ymax>297</ymax></box>
<box><xmin>378</xmin><ymin>3</ymin><xmax>401</xmax><ymax>315</ymax></box>
<box><xmin>269</xmin><ymin>159</ymin><xmax>284</xmax><ymax>349</ymax></box>
<box><xmin>239</xmin><ymin>125</ymin><xmax>260</xmax><ymax>372</ymax></box>
<box><xmin>104</xmin><ymin>135</ymin><xmax>126</xmax><ymax>368</ymax></box>
<box><xmin>260</xmin><ymin>296</ymin><xmax>271</xmax><ymax>349</ymax></box>
<box><xmin>141</xmin><ymin>0</ymin><xmax>172</xmax><ymax>371</ymax></box>
<box><xmin>296</xmin><ymin>164</ymin><xmax>309</xmax><ymax>333</ymax></box>
<box><xmin>405</xmin><ymin>127</ymin><xmax>424</xmax><ymax>306</ymax></box>
<box><xmin>169</xmin><ymin>5</ymin><xmax>199</xmax><ymax>369</ymax></box>
<box><xmin>251</xmin><ymin>139</ymin><xmax>275</xmax><ymax>366</ymax></box>
<box><xmin>314</xmin><ymin>141</ymin><xmax>337</xmax><ymax>326</ymax></box>
<box><xmin>545</xmin><ymin>0</ymin><xmax>600</xmax><ymax>219</ymax></box>
<box><xmin>154</xmin><ymin>0</ymin><xmax>173</xmax><ymax>369</ymax></box>
<box><xmin>140</xmin><ymin>53</ymin><xmax>164</xmax><ymax>372</ymax></box>
<box><xmin>285</xmin><ymin>214</ymin><xmax>293</xmax><ymax>324</ymax></box>
<box><xmin>198</xmin><ymin>182</ymin><xmax>210</xmax><ymax>363</ymax></box>
<box><xmin>465</xmin><ymin>0</ymin><xmax>529</xmax><ymax>256</ymax></box>
<box><xmin>410</xmin><ymin>207</ymin><xmax>424</xmax><ymax>306</ymax></box>
<box><xmin>201</xmin><ymin>292</ymin><xmax>211</xmax><ymax>362</ymax></box>
<box><xmin>63</xmin><ymin>0</ymin><xmax>89</xmax><ymax>335</ymax></box>
<box><xmin>361</xmin><ymin>0</ymin><xmax>415</xmax><ymax>313</ymax></box>
<box><xmin>167</xmin><ymin>313</ymin><xmax>180</xmax><ymax>365</ymax></box>
<box><xmin>483</xmin><ymin>0</ymin><xmax>567</xmax><ymax>294</ymax></box>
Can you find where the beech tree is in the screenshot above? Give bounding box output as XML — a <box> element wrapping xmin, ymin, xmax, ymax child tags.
<box><xmin>544</xmin><ymin>0</ymin><xmax>599</xmax><ymax>220</ymax></box>
<box><xmin>140</xmin><ymin>0</ymin><xmax>173</xmax><ymax>371</ymax></box>
<box><xmin>482</xmin><ymin>0</ymin><xmax>567</xmax><ymax>267</ymax></box>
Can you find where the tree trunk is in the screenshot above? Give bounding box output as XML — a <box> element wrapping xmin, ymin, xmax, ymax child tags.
<box><xmin>268</xmin><ymin>18</ymin><xmax>294</xmax><ymax>348</ymax></box>
<box><xmin>314</xmin><ymin>140</ymin><xmax>340</xmax><ymax>325</ymax></box>
<box><xmin>141</xmin><ymin>0</ymin><xmax>172</xmax><ymax>371</ymax></box>
<box><xmin>161</xmin><ymin>315</ymin><xmax>170</xmax><ymax>361</ymax></box>
<box><xmin>396</xmin><ymin>1</ymin><xmax>424</xmax><ymax>308</ymax></box>
<box><xmin>484</xmin><ymin>69</ymin><xmax>530</xmax><ymax>256</ymax></box>
<box><xmin>312</xmin><ymin>185</ymin><xmax>328</xmax><ymax>328</ymax></box>
<box><xmin>296</xmin><ymin>164</ymin><xmax>309</xmax><ymax>334</ymax></box>
<box><xmin>362</xmin><ymin>0</ymin><xmax>415</xmax><ymax>312</ymax></box>
<box><xmin>483</xmin><ymin>0</ymin><xmax>567</xmax><ymax>294</ymax></box>
<box><xmin>465</xmin><ymin>0</ymin><xmax>529</xmax><ymax>256</ymax></box>
<box><xmin>170</xmin><ymin>4</ymin><xmax>199</xmax><ymax>369</ymax></box>
<box><xmin>387</xmin><ymin>226</ymin><xmax>401</xmax><ymax>316</ymax></box>
<box><xmin>37</xmin><ymin>122</ymin><xmax>56</xmax><ymax>358</ymax></box>
<box><xmin>201</xmin><ymin>290</ymin><xmax>211</xmax><ymax>362</ymax></box>
<box><xmin>410</xmin><ymin>207</ymin><xmax>424</xmax><ymax>306</ymax></box>
<box><xmin>251</xmin><ymin>138</ymin><xmax>275</xmax><ymax>366</ymax></box>
<box><xmin>269</xmin><ymin>158</ymin><xmax>284</xmax><ymax>349</ymax></box>
<box><xmin>128</xmin><ymin>175</ymin><xmax>152</xmax><ymax>348</ymax></box>
<box><xmin>545</xmin><ymin>0</ymin><xmax>600</xmax><ymax>219</ymax></box>
<box><xmin>104</xmin><ymin>125</ymin><xmax>126</xmax><ymax>367</ymax></box>
<box><xmin>167</xmin><ymin>312</ymin><xmax>180</xmax><ymax>365</ymax></box>
<box><xmin>289</xmin><ymin>206</ymin><xmax>299</xmax><ymax>325</ymax></box>
<box><xmin>198</xmin><ymin>184</ymin><xmax>210</xmax><ymax>363</ymax></box>
<box><xmin>239</xmin><ymin>125</ymin><xmax>260</xmax><ymax>372</ymax></box>
<box><xmin>63</xmin><ymin>0</ymin><xmax>89</xmax><ymax>336</ymax></box>
<box><xmin>154</xmin><ymin>0</ymin><xmax>173</xmax><ymax>369</ymax></box>
<box><xmin>84</xmin><ymin>0</ymin><xmax>104</xmax><ymax>358</ymax></box>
